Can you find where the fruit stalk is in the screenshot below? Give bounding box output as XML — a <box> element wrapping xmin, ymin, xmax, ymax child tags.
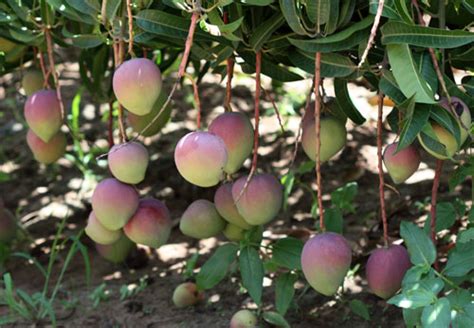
<box><xmin>223</xmin><ymin>11</ymin><xmax>233</xmax><ymax>112</ymax></box>
<box><xmin>262</xmin><ymin>86</ymin><xmax>285</xmax><ymax>133</ymax></box>
<box><xmin>314</xmin><ymin>52</ymin><xmax>324</xmax><ymax>230</ymax></box>
<box><xmin>358</xmin><ymin>0</ymin><xmax>385</xmax><ymax>68</ymax></box>
<box><xmin>126</xmin><ymin>0</ymin><xmax>134</xmax><ymax>55</ymax></box>
<box><xmin>376</xmin><ymin>91</ymin><xmax>389</xmax><ymax>246</ymax></box>
<box><xmin>112</xmin><ymin>42</ymin><xmax>128</xmax><ymax>143</ymax></box>
<box><xmin>251</xmin><ymin>51</ymin><xmax>262</xmax><ymax>174</ymax></box>
<box><xmin>108</xmin><ymin>101</ymin><xmax>115</xmax><ymax>148</ymax></box>
<box><xmin>44</xmin><ymin>27</ymin><xmax>64</xmax><ymax>119</ymax></box>
<box><xmin>185</xmin><ymin>74</ymin><xmax>202</xmax><ymax>129</ymax></box>
<box><xmin>37</xmin><ymin>49</ymin><xmax>50</xmax><ymax>89</ymax></box>
<box><xmin>430</xmin><ymin>159</ymin><xmax>443</xmax><ymax>269</ymax></box>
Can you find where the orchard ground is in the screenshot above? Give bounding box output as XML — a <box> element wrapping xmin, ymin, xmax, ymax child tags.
<box><xmin>0</xmin><ymin>56</ymin><xmax>469</xmax><ymax>327</ymax></box>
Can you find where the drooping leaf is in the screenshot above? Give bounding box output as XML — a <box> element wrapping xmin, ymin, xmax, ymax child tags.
<box><xmin>382</xmin><ymin>21</ymin><xmax>474</xmax><ymax>48</ymax></box>
<box><xmin>421</xmin><ymin>297</ymin><xmax>451</xmax><ymax>328</ymax></box>
<box><xmin>275</xmin><ymin>272</ymin><xmax>297</xmax><ymax>315</ymax></box>
<box><xmin>272</xmin><ymin>237</ymin><xmax>304</xmax><ymax>270</ymax></box>
<box><xmin>334</xmin><ymin>78</ymin><xmax>366</xmax><ymax>124</ymax></box>
<box><xmin>290</xmin><ymin>50</ymin><xmax>356</xmax><ymax>77</ymax></box>
<box><xmin>288</xmin><ymin>16</ymin><xmax>374</xmax><ymax>53</ymax></box>
<box><xmin>196</xmin><ymin>243</ymin><xmax>239</xmax><ymax>290</ymax></box>
<box><xmin>444</xmin><ymin>241</ymin><xmax>474</xmax><ymax>277</ymax></box>
<box><xmin>262</xmin><ymin>311</ymin><xmax>290</xmax><ymax>328</ymax></box>
<box><xmin>239</xmin><ymin>246</ymin><xmax>264</xmax><ymax>305</ymax></box>
<box><xmin>386</xmin><ymin>44</ymin><xmax>435</xmax><ymax>104</ymax></box>
<box><xmin>400</xmin><ymin>221</ymin><xmax>436</xmax><ymax>266</ymax></box>
<box><xmin>349</xmin><ymin>300</ymin><xmax>370</xmax><ymax>321</ymax></box>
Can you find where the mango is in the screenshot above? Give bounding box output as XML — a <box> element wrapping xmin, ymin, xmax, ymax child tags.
<box><xmin>108</xmin><ymin>142</ymin><xmax>149</xmax><ymax>184</ymax></box>
<box><xmin>301</xmin><ymin>232</ymin><xmax>352</xmax><ymax>296</ymax></box>
<box><xmin>124</xmin><ymin>198</ymin><xmax>172</xmax><ymax>248</ymax></box>
<box><xmin>174</xmin><ymin>131</ymin><xmax>228</xmax><ymax>187</ymax></box>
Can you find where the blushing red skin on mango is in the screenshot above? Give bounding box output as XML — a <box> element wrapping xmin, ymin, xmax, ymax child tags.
<box><xmin>230</xmin><ymin>309</ymin><xmax>258</xmax><ymax>328</ymax></box>
<box><xmin>26</xmin><ymin>129</ymin><xmax>66</xmax><ymax>164</ymax></box>
<box><xmin>174</xmin><ymin>131</ymin><xmax>228</xmax><ymax>187</ymax></box>
<box><xmin>95</xmin><ymin>233</ymin><xmax>134</xmax><ymax>263</ymax></box>
<box><xmin>113</xmin><ymin>58</ymin><xmax>162</xmax><ymax>116</ymax></box>
<box><xmin>0</xmin><ymin>208</ymin><xmax>17</xmax><ymax>243</ymax></box>
<box><xmin>91</xmin><ymin>178</ymin><xmax>139</xmax><ymax>231</ymax></box>
<box><xmin>301</xmin><ymin>232</ymin><xmax>352</xmax><ymax>296</ymax></box>
<box><xmin>124</xmin><ymin>198</ymin><xmax>172</xmax><ymax>248</ymax></box>
<box><xmin>231</xmin><ymin>174</ymin><xmax>283</xmax><ymax>226</ymax></box>
<box><xmin>208</xmin><ymin>112</ymin><xmax>253</xmax><ymax>174</ymax></box>
<box><xmin>180</xmin><ymin>199</ymin><xmax>226</xmax><ymax>239</ymax></box>
<box><xmin>366</xmin><ymin>245</ymin><xmax>411</xmax><ymax>299</ymax></box>
<box><xmin>108</xmin><ymin>142</ymin><xmax>149</xmax><ymax>184</ymax></box>
<box><xmin>214</xmin><ymin>183</ymin><xmax>252</xmax><ymax>229</ymax></box>
<box><xmin>301</xmin><ymin>116</ymin><xmax>346</xmax><ymax>162</ymax></box>
<box><xmin>24</xmin><ymin>90</ymin><xmax>62</xmax><ymax>142</ymax></box>
<box><xmin>22</xmin><ymin>70</ymin><xmax>44</xmax><ymax>96</ymax></box>
<box><xmin>127</xmin><ymin>91</ymin><xmax>171</xmax><ymax>137</ymax></box>
<box><xmin>383</xmin><ymin>143</ymin><xmax>421</xmax><ymax>184</ymax></box>
<box><xmin>85</xmin><ymin>211</ymin><xmax>121</xmax><ymax>245</ymax></box>
<box><xmin>172</xmin><ymin>282</ymin><xmax>204</xmax><ymax>308</ymax></box>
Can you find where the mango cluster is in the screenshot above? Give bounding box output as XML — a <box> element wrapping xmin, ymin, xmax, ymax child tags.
<box><xmin>174</xmin><ymin>113</ymin><xmax>283</xmax><ymax>242</ymax></box>
<box><xmin>23</xmin><ymin>89</ymin><xmax>66</xmax><ymax>164</ymax></box>
<box><xmin>86</xmin><ymin>143</ymin><xmax>171</xmax><ymax>263</ymax></box>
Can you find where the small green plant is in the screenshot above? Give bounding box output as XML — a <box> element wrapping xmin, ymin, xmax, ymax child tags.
<box><xmin>0</xmin><ymin>215</ymin><xmax>90</xmax><ymax>326</ymax></box>
<box><xmin>89</xmin><ymin>283</ymin><xmax>111</xmax><ymax>309</ymax></box>
<box><xmin>119</xmin><ymin>276</ymin><xmax>149</xmax><ymax>301</ymax></box>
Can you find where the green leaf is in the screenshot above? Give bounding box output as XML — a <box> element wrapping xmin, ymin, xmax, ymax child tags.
<box><xmin>331</xmin><ymin>182</ymin><xmax>358</xmax><ymax>213</ymax></box>
<box><xmin>430</xmin><ymin>106</ymin><xmax>461</xmax><ymax>146</ymax></box>
<box><xmin>290</xmin><ymin>50</ymin><xmax>356</xmax><ymax>77</ymax></box>
<box><xmin>397</xmin><ymin>99</ymin><xmax>431</xmax><ymax>151</ymax></box>
<box><xmin>196</xmin><ymin>243</ymin><xmax>239</xmax><ymax>290</ymax></box>
<box><xmin>306</xmin><ymin>0</ymin><xmax>330</xmax><ymax>26</ymax></box>
<box><xmin>279</xmin><ymin>0</ymin><xmax>307</xmax><ymax>35</ymax></box>
<box><xmin>239</xmin><ymin>246</ymin><xmax>264</xmax><ymax>305</ymax></box>
<box><xmin>403</xmin><ymin>308</ymin><xmax>423</xmax><ymax>328</ymax></box>
<box><xmin>249</xmin><ymin>13</ymin><xmax>285</xmax><ymax>52</ymax></box>
<box><xmin>324</xmin><ymin>207</ymin><xmax>344</xmax><ymax>234</ymax></box>
<box><xmin>379</xmin><ymin>70</ymin><xmax>407</xmax><ymax>105</ymax></box>
<box><xmin>444</xmin><ymin>241</ymin><xmax>474</xmax><ymax>277</ymax></box>
<box><xmin>423</xmin><ymin>202</ymin><xmax>458</xmax><ymax>233</ymax></box>
<box><xmin>104</xmin><ymin>0</ymin><xmax>121</xmax><ymax>23</ymax></box>
<box><xmin>388</xmin><ymin>288</ymin><xmax>437</xmax><ymax>309</ymax></box>
<box><xmin>400</xmin><ymin>221</ymin><xmax>436</xmax><ymax>266</ymax></box>
<box><xmin>458</xmin><ymin>228</ymin><xmax>474</xmax><ymax>244</ymax></box>
<box><xmin>239</xmin><ymin>51</ymin><xmax>303</xmax><ymax>82</ymax></box>
<box><xmin>272</xmin><ymin>237</ymin><xmax>304</xmax><ymax>270</ymax></box>
<box><xmin>382</xmin><ymin>21</ymin><xmax>474</xmax><ymax>49</ymax></box>
<box><xmin>421</xmin><ymin>297</ymin><xmax>451</xmax><ymax>328</ymax></box>
<box><xmin>64</xmin><ymin>0</ymin><xmax>99</xmax><ymax>17</ymax></box>
<box><xmin>386</xmin><ymin>44</ymin><xmax>435</xmax><ymax>104</ymax></box>
<box><xmin>262</xmin><ymin>311</ymin><xmax>290</xmax><ymax>328</ymax></box>
<box><xmin>334</xmin><ymin>78</ymin><xmax>366</xmax><ymax>125</ymax></box>
<box><xmin>281</xmin><ymin>171</ymin><xmax>295</xmax><ymax>211</ymax></box>
<box><xmin>275</xmin><ymin>272</ymin><xmax>297</xmax><ymax>315</ymax></box>
<box><xmin>369</xmin><ymin>0</ymin><xmax>400</xmax><ymax>19</ymax></box>
<box><xmin>349</xmin><ymin>299</ymin><xmax>370</xmax><ymax>321</ymax></box>
<box><xmin>288</xmin><ymin>16</ymin><xmax>374</xmax><ymax>53</ymax></box>
<box><xmin>135</xmin><ymin>10</ymin><xmax>224</xmax><ymax>44</ymax></box>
